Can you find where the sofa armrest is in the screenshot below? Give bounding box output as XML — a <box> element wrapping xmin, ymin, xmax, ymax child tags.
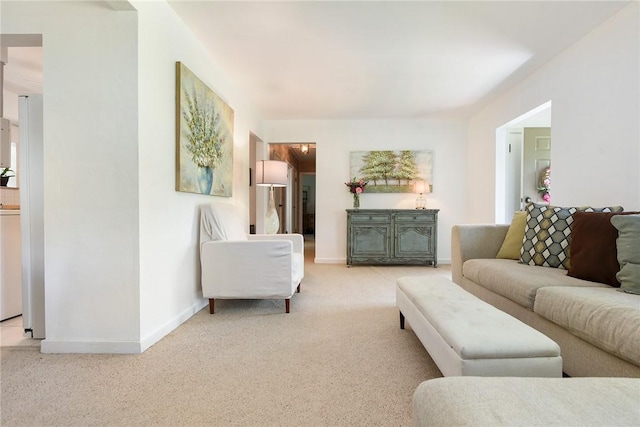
<box><xmin>451</xmin><ymin>224</ymin><xmax>509</xmax><ymax>285</ymax></box>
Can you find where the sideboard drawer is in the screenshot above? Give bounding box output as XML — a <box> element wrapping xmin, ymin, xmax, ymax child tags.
<box><xmin>349</xmin><ymin>212</ymin><xmax>391</xmax><ymax>223</ymax></box>
<box><xmin>395</xmin><ymin>212</ymin><xmax>437</xmax><ymax>222</ymax></box>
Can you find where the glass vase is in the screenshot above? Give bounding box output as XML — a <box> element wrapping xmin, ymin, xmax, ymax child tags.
<box><xmin>352</xmin><ymin>193</ymin><xmax>360</xmax><ymax>210</ymax></box>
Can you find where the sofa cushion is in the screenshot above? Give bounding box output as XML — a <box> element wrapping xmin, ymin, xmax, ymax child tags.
<box><xmin>463</xmin><ymin>259</ymin><xmax>608</xmax><ymax>310</ymax></box>
<box><xmin>611</xmin><ymin>214</ymin><xmax>640</xmax><ymax>295</ymax></box>
<box><xmin>567</xmin><ymin>211</ymin><xmax>639</xmax><ymax>287</ymax></box>
<box><xmin>496</xmin><ymin>211</ymin><xmax>527</xmax><ymax>260</ymax></box>
<box><xmin>534</xmin><ymin>286</ymin><xmax>640</xmax><ymax>367</ymax></box>
<box><xmin>520</xmin><ymin>203</ymin><xmax>623</xmax><ymax>270</ymax></box>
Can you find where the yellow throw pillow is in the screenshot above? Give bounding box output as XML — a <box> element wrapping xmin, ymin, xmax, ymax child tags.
<box><xmin>496</xmin><ymin>211</ymin><xmax>527</xmax><ymax>260</ymax></box>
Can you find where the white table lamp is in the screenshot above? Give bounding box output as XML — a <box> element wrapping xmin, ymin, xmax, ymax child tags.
<box><xmin>414</xmin><ymin>180</ymin><xmax>430</xmax><ymax>210</ymax></box>
<box><xmin>256</xmin><ymin>160</ymin><xmax>288</xmax><ymax>234</ymax></box>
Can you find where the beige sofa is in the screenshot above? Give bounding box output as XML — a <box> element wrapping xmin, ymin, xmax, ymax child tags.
<box><xmin>414</xmin><ymin>376</ymin><xmax>640</xmax><ymax>426</ymax></box>
<box><xmin>451</xmin><ymin>224</ymin><xmax>640</xmax><ymax>378</ymax></box>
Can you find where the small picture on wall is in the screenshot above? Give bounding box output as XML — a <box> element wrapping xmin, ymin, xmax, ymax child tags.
<box><xmin>349</xmin><ymin>150</ymin><xmax>433</xmax><ymax>193</ymax></box>
<box><xmin>176</xmin><ymin>61</ymin><xmax>234</xmax><ymax>196</ymax></box>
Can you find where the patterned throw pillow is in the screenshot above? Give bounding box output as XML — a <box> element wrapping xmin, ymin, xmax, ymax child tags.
<box><xmin>520</xmin><ymin>203</ymin><xmax>623</xmax><ymax>269</ymax></box>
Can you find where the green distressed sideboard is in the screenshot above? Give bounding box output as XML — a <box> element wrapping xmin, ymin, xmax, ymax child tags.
<box><xmin>346</xmin><ymin>209</ymin><xmax>438</xmax><ymax>267</ymax></box>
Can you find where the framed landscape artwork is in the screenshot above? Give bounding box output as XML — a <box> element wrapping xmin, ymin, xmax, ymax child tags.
<box><xmin>176</xmin><ymin>62</ymin><xmax>234</xmax><ymax>196</ymax></box>
<box><xmin>349</xmin><ymin>150</ymin><xmax>433</xmax><ymax>193</ymax></box>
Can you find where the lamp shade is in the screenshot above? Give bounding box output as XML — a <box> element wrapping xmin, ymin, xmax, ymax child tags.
<box><xmin>414</xmin><ymin>180</ymin><xmax>430</xmax><ymax>194</ymax></box>
<box><xmin>256</xmin><ymin>160</ymin><xmax>288</xmax><ymax>187</ymax></box>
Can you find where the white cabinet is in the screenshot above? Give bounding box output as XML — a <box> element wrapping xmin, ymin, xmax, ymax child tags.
<box><xmin>1</xmin><ymin>210</ymin><xmax>22</xmax><ymax>321</ymax></box>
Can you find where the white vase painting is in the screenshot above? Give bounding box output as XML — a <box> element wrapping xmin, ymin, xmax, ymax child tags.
<box><xmin>176</xmin><ymin>61</ymin><xmax>234</xmax><ymax>196</ymax></box>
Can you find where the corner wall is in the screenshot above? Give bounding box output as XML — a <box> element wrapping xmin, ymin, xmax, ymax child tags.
<box><xmin>467</xmin><ymin>2</ymin><xmax>640</xmax><ymax>222</ymax></box>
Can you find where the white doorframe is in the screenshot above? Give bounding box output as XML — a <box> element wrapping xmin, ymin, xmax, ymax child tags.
<box><xmin>495</xmin><ymin>101</ymin><xmax>552</xmax><ymax>223</ymax></box>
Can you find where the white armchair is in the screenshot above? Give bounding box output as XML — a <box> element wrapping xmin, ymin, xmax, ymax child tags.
<box><xmin>199</xmin><ymin>203</ymin><xmax>304</xmax><ymax>313</ymax></box>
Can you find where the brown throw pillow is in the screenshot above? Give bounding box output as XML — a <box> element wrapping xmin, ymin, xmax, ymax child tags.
<box><xmin>567</xmin><ymin>211</ymin><xmax>639</xmax><ymax>286</ymax></box>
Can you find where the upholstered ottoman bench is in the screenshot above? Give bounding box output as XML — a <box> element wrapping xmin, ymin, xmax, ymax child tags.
<box><xmin>413</xmin><ymin>377</ymin><xmax>640</xmax><ymax>426</ymax></box>
<box><xmin>396</xmin><ymin>276</ymin><xmax>562</xmax><ymax>377</ymax></box>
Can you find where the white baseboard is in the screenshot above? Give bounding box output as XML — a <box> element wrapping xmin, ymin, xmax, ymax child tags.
<box><xmin>314</xmin><ymin>257</ymin><xmax>346</xmax><ymax>264</ymax></box>
<box><xmin>140</xmin><ymin>299</ymin><xmax>208</xmax><ymax>352</ymax></box>
<box><xmin>40</xmin><ymin>299</ymin><xmax>208</xmax><ymax>354</ymax></box>
<box><xmin>41</xmin><ymin>339</ymin><xmax>143</xmax><ymax>354</ymax></box>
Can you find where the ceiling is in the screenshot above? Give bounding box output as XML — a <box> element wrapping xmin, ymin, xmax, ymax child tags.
<box><xmin>0</xmin><ymin>1</ymin><xmax>630</xmax><ymax>122</ymax></box>
<box><xmin>167</xmin><ymin>0</ymin><xmax>630</xmax><ymax>120</ymax></box>
<box><xmin>3</xmin><ymin>46</ymin><xmax>43</xmax><ymax>95</ymax></box>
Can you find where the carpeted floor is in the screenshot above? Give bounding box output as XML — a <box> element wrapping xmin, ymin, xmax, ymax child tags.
<box><xmin>1</xmin><ymin>258</ymin><xmax>449</xmax><ymax>426</ymax></box>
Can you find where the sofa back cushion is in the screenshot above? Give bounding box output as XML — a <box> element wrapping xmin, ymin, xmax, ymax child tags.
<box><xmin>521</xmin><ymin>203</ymin><xmax>623</xmax><ymax>269</ymax></box>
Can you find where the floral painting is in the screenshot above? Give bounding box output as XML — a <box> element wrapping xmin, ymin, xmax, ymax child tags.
<box><xmin>349</xmin><ymin>150</ymin><xmax>433</xmax><ymax>193</ymax></box>
<box><xmin>176</xmin><ymin>62</ymin><xmax>234</xmax><ymax>196</ymax></box>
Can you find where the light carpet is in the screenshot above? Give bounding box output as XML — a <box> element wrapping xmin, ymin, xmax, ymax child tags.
<box><xmin>1</xmin><ymin>261</ymin><xmax>450</xmax><ymax>426</ymax></box>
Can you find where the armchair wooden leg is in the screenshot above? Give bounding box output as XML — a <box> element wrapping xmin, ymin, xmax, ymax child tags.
<box><xmin>285</xmin><ymin>299</ymin><xmax>290</xmax><ymax>313</ymax></box>
<box><xmin>296</xmin><ymin>284</ymin><xmax>301</xmax><ymax>293</ymax></box>
<box><xmin>209</xmin><ymin>299</ymin><xmax>215</xmax><ymax>314</ymax></box>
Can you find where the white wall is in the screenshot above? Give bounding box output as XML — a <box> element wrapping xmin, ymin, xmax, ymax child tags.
<box><xmin>264</xmin><ymin>119</ymin><xmax>468</xmax><ymax>264</ymax></box>
<box><xmin>3</xmin><ymin>1</ymin><xmax>140</xmax><ymax>352</ymax></box>
<box><xmin>3</xmin><ymin>1</ymin><xmax>265</xmax><ymax>353</ymax></box>
<box><xmin>467</xmin><ymin>3</ymin><xmax>640</xmax><ymax>222</ymax></box>
<box><xmin>134</xmin><ymin>0</ymin><xmax>264</xmax><ymax>349</ymax></box>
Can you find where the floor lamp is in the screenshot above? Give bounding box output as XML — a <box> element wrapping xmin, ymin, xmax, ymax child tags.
<box><xmin>256</xmin><ymin>160</ymin><xmax>288</xmax><ymax>234</ymax></box>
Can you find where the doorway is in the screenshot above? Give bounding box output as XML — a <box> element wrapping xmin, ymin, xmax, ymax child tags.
<box><xmin>267</xmin><ymin>143</ymin><xmax>316</xmax><ymax>236</ymax></box>
<box><xmin>496</xmin><ymin>101</ymin><xmax>552</xmax><ymax>223</ymax></box>
<box><xmin>0</xmin><ymin>38</ymin><xmax>45</xmax><ymax>341</ymax></box>
<box><xmin>301</xmin><ymin>173</ymin><xmax>316</xmax><ymax>237</ymax></box>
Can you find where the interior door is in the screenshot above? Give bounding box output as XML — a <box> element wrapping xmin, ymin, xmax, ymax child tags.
<box><xmin>523</xmin><ymin>128</ymin><xmax>551</xmax><ymax>206</ymax></box>
<box><xmin>505</xmin><ymin>130</ymin><xmax>523</xmax><ymax>222</ymax></box>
